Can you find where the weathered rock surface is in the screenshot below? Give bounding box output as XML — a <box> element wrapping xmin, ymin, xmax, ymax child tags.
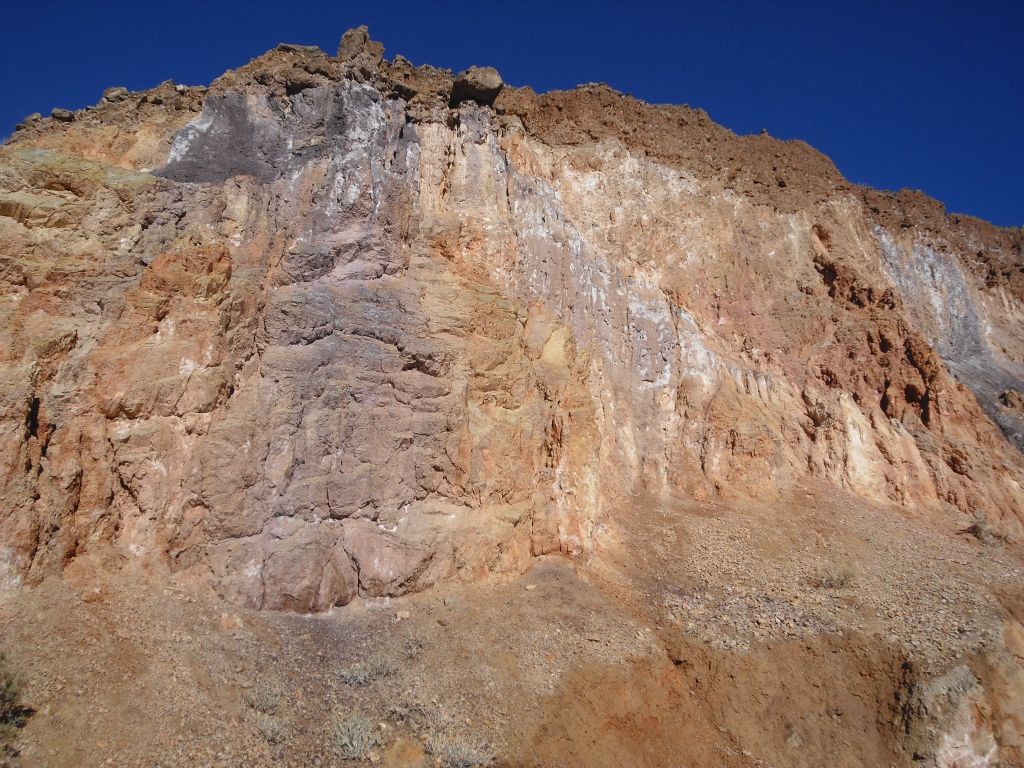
<box><xmin>337</xmin><ymin>24</ymin><xmax>384</xmax><ymax>64</ymax></box>
<box><xmin>3</xmin><ymin>26</ymin><xmax>1024</xmax><ymax>766</ymax></box>
<box><xmin>1</xmin><ymin>26</ymin><xmax>1023</xmax><ymax>621</ymax></box>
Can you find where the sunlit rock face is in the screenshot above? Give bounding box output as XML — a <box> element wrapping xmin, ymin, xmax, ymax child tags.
<box><xmin>1</xmin><ymin>36</ymin><xmax>1023</xmax><ymax>609</ymax></box>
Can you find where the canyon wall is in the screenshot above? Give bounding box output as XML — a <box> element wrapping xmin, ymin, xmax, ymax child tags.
<box><xmin>1</xmin><ymin>32</ymin><xmax>1023</xmax><ymax>610</ymax></box>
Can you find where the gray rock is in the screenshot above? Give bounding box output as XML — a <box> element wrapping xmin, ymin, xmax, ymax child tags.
<box><xmin>337</xmin><ymin>25</ymin><xmax>384</xmax><ymax>64</ymax></box>
<box><xmin>276</xmin><ymin>43</ymin><xmax>322</xmax><ymax>54</ymax></box>
<box><xmin>50</xmin><ymin>108</ymin><xmax>75</xmax><ymax>122</ymax></box>
<box><xmin>450</xmin><ymin>66</ymin><xmax>503</xmax><ymax>106</ymax></box>
<box><xmin>103</xmin><ymin>87</ymin><xmax>129</xmax><ymax>102</ymax></box>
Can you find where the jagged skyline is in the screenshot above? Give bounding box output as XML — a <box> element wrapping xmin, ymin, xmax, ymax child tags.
<box><xmin>3</xmin><ymin>1</ymin><xmax>1023</xmax><ymax>226</ymax></box>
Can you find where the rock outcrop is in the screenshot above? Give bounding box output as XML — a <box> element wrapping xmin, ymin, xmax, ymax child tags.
<box><xmin>1</xmin><ymin>28</ymin><xmax>1023</xmax><ymax>617</ymax></box>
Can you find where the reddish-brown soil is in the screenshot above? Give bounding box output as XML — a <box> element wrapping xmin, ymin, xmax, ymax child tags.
<box><xmin>3</xmin><ymin>483</ymin><xmax>1021</xmax><ymax>766</ymax></box>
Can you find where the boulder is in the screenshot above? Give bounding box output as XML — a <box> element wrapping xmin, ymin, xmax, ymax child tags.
<box><xmin>102</xmin><ymin>87</ymin><xmax>129</xmax><ymax>102</ymax></box>
<box><xmin>50</xmin><ymin>108</ymin><xmax>75</xmax><ymax>122</ymax></box>
<box><xmin>451</xmin><ymin>66</ymin><xmax>503</xmax><ymax>106</ymax></box>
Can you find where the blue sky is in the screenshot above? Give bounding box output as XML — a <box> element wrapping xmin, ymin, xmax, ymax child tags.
<box><xmin>3</xmin><ymin>1</ymin><xmax>1022</xmax><ymax>226</ymax></box>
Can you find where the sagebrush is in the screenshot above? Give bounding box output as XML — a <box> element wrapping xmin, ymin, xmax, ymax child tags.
<box><xmin>337</xmin><ymin>653</ymin><xmax>397</xmax><ymax>686</ymax></box>
<box><xmin>245</xmin><ymin>682</ymin><xmax>282</xmax><ymax>715</ymax></box>
<box><xmin>0</xmin><ymin>653</ymin><xmax>25</xmax><ymax>745</ymax></box>
<box><xmin>255</xmin><ymin>713</ymin><xmax>286</xmax><ymax>745</ymax></box>
<box><xmin>426</xmin><ymin>727</ymin><xmax>496</xmax><ymax>768</ymax></box>
<box><xmin>334</xmin><ymin>714</ymin><xmax>377</xmax><ymax>759</ymax></box>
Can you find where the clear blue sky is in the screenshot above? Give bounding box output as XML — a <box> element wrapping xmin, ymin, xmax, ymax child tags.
<box><xmin>3</xmin><ymin>1</ymin><xmax>1022</xmax><ymax>227</ymax></box>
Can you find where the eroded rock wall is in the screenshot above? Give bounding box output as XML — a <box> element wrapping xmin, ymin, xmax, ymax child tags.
<box><xmin>1</xmin><ymin>38</ymin><xmax>1023</xmax><ymax>610</ymax></box>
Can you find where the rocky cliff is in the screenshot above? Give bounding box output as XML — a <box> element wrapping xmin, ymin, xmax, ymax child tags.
<box><xmin>2</xmin><ymin>28</ymin><xmax>1023</xmax><ymax>616</ymax></box>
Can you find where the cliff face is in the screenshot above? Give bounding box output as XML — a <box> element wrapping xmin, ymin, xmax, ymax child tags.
<box><xmin>1</xmin><ymin>32</ymin><xmax>1023</xmax><ymax>613</ymax></box>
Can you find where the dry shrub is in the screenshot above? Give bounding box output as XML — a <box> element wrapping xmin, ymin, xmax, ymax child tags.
<box><xmin>0</xmin><ymin>653</ymin><xmax>27</xmax><ymax>746</ymax></box>
<box><xmin>255</xmin><ymin>713</ymin><xmax>286</xmax><ymax>745</ymax></box>
<box><xmin>245</xmin><ymin>682</ymin><xmax>282</xmax><ymax>715</ymax></box>
<box><xmin>426</xmin><ymin>729</ymin><xmax>496</xmax><ymax>768</ymax></box>
<box><xmin>334</xmin><ymin>713</ymin><xmax>378</xmax><ymax>759</ymax></box>
<box><xmin>425</xmin><ymin>711</ymin><xmax>495</xmax><ymax>768</ymax></box>
<box><xmin>337</xmin><ymin>652</ymin><xmax>397</xmax><ymax>686</ymax></box>
<box><xmin>815</xmin><ymin>560</ymin><xmax>854</xmax><ymax>589</ymax></box>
